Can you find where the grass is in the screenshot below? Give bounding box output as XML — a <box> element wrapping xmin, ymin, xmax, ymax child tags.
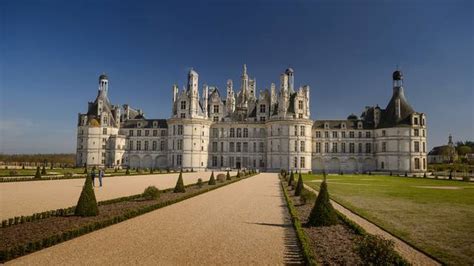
<box><xmin>303</xmin><ymin>173</ymin><xmax>474</xmax><ymax>265</ymax></box>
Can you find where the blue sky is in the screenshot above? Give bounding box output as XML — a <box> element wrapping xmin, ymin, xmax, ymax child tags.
<box><xmin>0</xmin><ymin>0</ymin><xmax>473</xmax><ymax>153</ymax></box>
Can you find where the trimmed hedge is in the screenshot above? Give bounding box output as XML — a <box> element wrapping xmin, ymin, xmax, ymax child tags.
<box><xmin>74</xmin><ymin>175</ymin><xmax>99</xmax><ymax>216</ymax></box>
<box><xmin>294</xmin><ymin>172</ymin><xmax>304</xmax><ymax>196</ymax></box>
<box><xmin>208</xmin><ymin>171</ymin><xmax>216</xmax><ymax>185</ymax></box>
<box><xmin>307</xmin><ymin>179</ymin><xmax>337</xmax><ymax>227</ymax></box>
<box><xmin>173</xmin><ymin>171</ymin><xmax>186</xmax><ymax>193</ymax></box>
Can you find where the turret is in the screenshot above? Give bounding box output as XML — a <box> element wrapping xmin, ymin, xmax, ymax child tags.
<box><xmin>226</xmin><ymin>79</ymin><xmax>235</xmax><ymax>114</ymax></box>
<box><xmin>203</xmin><ymin>84</ymin><xmax>209</xmax><ymax>117</ymax></box>
<box><xmin>187</xmin><ymin>69</ymin><xmax>200</xmax><ymax>117</ymax></box>
<box><xmin>285</xmin><ymin>68</ymin><xmax>294</xmax><ymax>93</ymax></box>
<box><xmin>98</xmin><ymin>73</ymin><xmax>108</xmax><ymax>97</ymax></box>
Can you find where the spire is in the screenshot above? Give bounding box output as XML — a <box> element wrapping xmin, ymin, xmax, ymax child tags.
<box><xmin>243</xmin><ymin>64</ymin><xmax>247</xmax><ymax>76</ymax></box>
<box><xmin>448</xmin><ymin>134</ymin><xmax>453</xmax><ymax>146</ymax></box>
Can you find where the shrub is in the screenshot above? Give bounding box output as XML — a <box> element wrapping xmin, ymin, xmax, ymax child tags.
<box><xmin>294</xmin><ymin>172</ymin><xmax>304</xmax><ymax>196</ymax></box>
<box><xmin>300</xmin><ymin>188</ymin><xmax>316</xmax><ymax>205</ymax></box>
<box><xmin>423</xmin><ymin>172</ymin><xmax>427</xmax><ymax>178</ymax></box>
<box><xmin>208</xmin><ymin>171</ymin><xmax>216</xmax><ymax>185</ymax></box>
<box><xmin>340</xmin><ymin>171</ymin><xmax>344</xmax><ymax>175</ymax></box>
<box><xmin>142</xmin><ymin>186</ymin><xmax>160</xmax><ymax>200</ymax></box>
<box><xmin>236</xmin><ymin>170</ymin><xmax>241</xmax><ymax>178</ymax></box>
<box><xmin>150</xmin><ymin>168</ymin><xmax>154</xmax><ymax>174</ymax></box>
<box><xmin>226</xmin><ymin>171</ymin><xmax>231</xmax><ymax>180</ymax></box>
<box><xmin>449</xmin><ymin>171</ymin><xmax>453</xmax><ymax>180</ymax></box>
<box><xmin>355</xmin><ymin>235</ymin><xmax>408</xmax><ymax>265</ymax></box>
<box><xmin>389</xmin><ymin>171</ymin><xmax>393</xmax><ymax>176</ymax></box>
<box><xmin>217</xmin><ymin>173</ymin><xmax>226</xmax><ymax>182</ymax></box>
<box><xmin>307</xmin><ymin>179</ymin><xmax>337</xmax><ymax>227</ymax></box>
<box><xmin>34</xmin><ymin>166</ymin><xmax>41</xmax><ymax>179</ymax></box>
<box><xmin>197</xmin><ymin>178</ymin><xmax>203</xmax><ymax>188</ymax></box>
<box><xmin>74</xmin><ymin>175</ymin><xmax>99</xmax><ymax>216</ymax></box>
<box><xmin>126</xmin><ymin>168</ymin><xmax>130</xmax><ymax>175</ymax></box>
<box><xmin>404</xmin><ymin>172</ymin><xmax>408</xmax><ymax>177</ymax></box>
<box><xmin>9</xmin><ymin>170</ymin><xmax>17</xmax><ymax>176</ymax></box>
<box><xmin>288</xmin><ymin>171</ymin><xmax>295</xmax><ymax>187</ymax></box>
<box><xmin>41</xmin><ymin>165</ymin><xmax>47</xmax><ymax>175</ymax></box>
<box><xmin>173</xmin><ymin>171</ymin><xmax>186</xmax><ymax>193</ymax></box>
<box><xmin>463</xmin><ymin>175</ymin><xmax>470</xmax><ymax>182</ymax></box>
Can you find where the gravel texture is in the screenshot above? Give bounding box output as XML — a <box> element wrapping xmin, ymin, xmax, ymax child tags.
<box><xmin>0</xmin><ymin>171</ymin><xmax>233</xmax><ymax>220</ymax></box>
<box><xmin>304</xmin><ymin>184</ymin><xmax>440</xmax><ymax>266</ymax></box>
<box><xmin>7</xmin><ymin>173</ymin><xmax>302</xmax><ymax>265</ymax></box>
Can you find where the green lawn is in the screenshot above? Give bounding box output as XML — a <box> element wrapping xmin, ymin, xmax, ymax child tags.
<box><xmin>303</xmin><ymin>174</ymin><xmax>474</xmax><ymax>265</ymax></box>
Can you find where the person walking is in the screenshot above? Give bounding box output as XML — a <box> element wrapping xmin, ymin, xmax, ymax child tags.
<box><xmin>91</xmin><ymin>168</ymin><xmax>96</xmax><ymax>187</ymax></box>
<box><xmin>99</xmin><ymin>168</ymin><xmax>104</xmax><ymax>187</ymax></box>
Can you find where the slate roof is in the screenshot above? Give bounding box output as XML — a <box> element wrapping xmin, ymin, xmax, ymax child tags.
<box><xmin>121</xmin><ymin>119</ymin><xmax>168</xmax><ymax>129</ymax></box>
<box><xmin>378</xmin><ymin>87</ymin><xmax>415</xmax><ymax>128</ymax></box>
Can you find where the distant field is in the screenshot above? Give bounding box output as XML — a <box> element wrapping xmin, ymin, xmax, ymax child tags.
<box><xmin>303</xmin><ymin>173</ymin><xmax>474</xmax><ymax>265</ymax></box>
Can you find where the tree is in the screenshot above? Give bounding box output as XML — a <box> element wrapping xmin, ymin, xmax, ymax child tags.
<box><xmin>226</xmin><ymin>170</ymin><xmax>231</xmax><ymax>180</ymax></box>
<box><xmin>294</xmin><ymin>172</ymin><xmax>304</xmax><ymax>196</ymax></box>
<box><xmin>457</xmin><ymin>145</ymin><xmax>472</xmax><ymax>156</ymax></box>
<box><xmin>75</xmin><ymin>175</ymin><xmax>99</xmax><ymax>216</ymax></box>
<box><xmin>174</xmin><ymin>171</ymin><xmax>186</xmax><ymax>193</ymax></box>
<box><xmin>307</xmin><ymin>179</ymin><xmax>337</xmax><ymax>227</ymax></box>
<box><xmin>288</xmin><ymin>171</ymin><xmax>295</xmax><ymax>186</ymax></box>
<box><xmin>34</xmin><ymin>166</ymin><xmax>41</xmax><ymax>179</ymax></box>
<box><xmin>208</xmin><ymin>171</ymin><xmax>216</xmax><ymax>185</ymax></box>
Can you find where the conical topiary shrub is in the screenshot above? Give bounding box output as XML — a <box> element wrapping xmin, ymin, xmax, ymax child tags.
<box><xmin>295</xmin><ymin>172</ymin><xmax>304</xmax><ymax>196</ymax></box>
<box><xmin>307</xmin><ymin>179</ymin><xmax>337</xmax><ymax>227</ymax></box>
<box><xmin>288</xmin><ymin>171</ymin><xmax>294</xmax><ymax>186</ymax></box>
<box><xmin>41</xmin><ymin>165</ymin><xmax>47</xmax><ymax>175</ymax></box>
<box><xmin>75</xmin><ymin>175</ymin><xmax>99</xmax><ymax>217</ymax></box>
<box><xmin>208</xmin><ymin>171</ymin><xmax>216</xmax><ymax>185</ymax></box>
<box><xmin>174</xmin><ymin>171</ymin><xmax>186</xmax><ymax>193</ymax></box>
<box><xmin>226</xmin><ymin>170</ymin><xmax>231</xmax><ymax>180</ymax></box>
<box><xmin>236</xmin><ymin>170</ymin><xmax>241</xmax><ymax>178</ymax></box>
<box><xmin>34</xmin><ymin>166</ymin><xmax>41</xmax><ymax>179</ymax></box>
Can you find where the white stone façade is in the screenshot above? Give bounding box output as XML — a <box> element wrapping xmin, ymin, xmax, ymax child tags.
<box><xmin>76</xmin><ymin>66</ymin><xmax>427</xmax><ymax>173</ymax></box>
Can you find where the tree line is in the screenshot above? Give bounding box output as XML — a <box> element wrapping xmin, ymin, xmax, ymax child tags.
<box><xmin>0</xmin><ymin>154</ymin><xmax>76</xmax><ymax>166</ymax></box>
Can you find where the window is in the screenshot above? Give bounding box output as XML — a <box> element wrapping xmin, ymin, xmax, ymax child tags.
<box><xmin>332</xmin><ymin>131</ymin><xmax>338</xmax><ymax>138</ymax></box>
<box><xmin>152</xmin><ymin>141</ymin><xmax>157</xmax><ymax>151</ymax></box>
<box><xmin>316</xmin><ymin>142</ymin><xmax>321</xmax><ymax>153</ymax></box>
<box><xmin>212</xmin><ymin>128</ymin><xmax>219</xmax><ymax>138</ymax></box>
<box><xmin>423</xmin><ymin>158</ymin><xmax>426</xmax><ymax>169</ymax></box>
<box><xmin>349</xmin><ymin>131</ymin><xmax>354</xmax><ymax>138</ymax></box>
<box><xmin>298</xmin><ymin>114</ymin><xmax>303</xmax><ymax>118</ymax></box>
<box><xmin>103</xmin><ymin>128</ymin><xmax>107</xmax><ymax>134</ymax></box>
<box><xmin>298</xmin><ymin>100</ymin><xmax>303</xmax><ymax>110</ymax></box>
<box><xmin>422</xmin><ymin>130</ymin><xmax>425</xmax><ymax>137</ymax></box>
<box><xmin>144</xmin><ymin>141</ymin><xmax>149</xmax><ymax>151</ymax></box>
<box><xmin>341</xmin><ymin>131</ymin><xmax>346</xmax><ymax>138</ymax></box>
<box><xmin>253</xmin><ymin>142</ymin><xmax>256</xmax><ymax>152</ymax></box>
<box><xmin>300</xmin><ymin>126</ymin><xmax>305</xmax><ymax>136</ymax></box>
<box><xmin>382</xmin><ymin>130</ymin><xmax>386</xmax><ymax>137</ymax></box>
<box><xmin>221</xmin><ymin>142</ymin><xmax>224</xmax><ymax>152</ymax></box>
<box><xmin>414</xmin><ymin>141</ymin><xmax>420</xmax><ymax>152</ymax></box>
<box><xmin>181</xmin><ymin>113</ymin><xmax>186</xmax><ymax>118</ymax></box>
<box><xmin>365</xmin><ymin>143</ymin><xmax>371</xmax><ymax>153</ymax></box>
<box><xmin>294</xmin><ymin>125</ymin><xmax>298</xmax><ymax>136</ymax></box>
<box><xmin>260</xmin><ymin>104</ymin><xmax>266</xmax><ymax>113</ymax></box>
<box><xmin>301</xmin><ymin>141</ymin><xmax>305</xmax><ymax>152</ymax></box>
<box><xmin>381</xmin><ymin>161</ymin><xmax>385</xmax><ymax>169</ymax></box>
<box><xmin>229</xmin><ymin>157</ymin><xmax>235</xmax><ymax>168</ymax></box>
<box><xmin>212</xmin><ymin>156</ymin><xmax>218</xmax><ymax>167</ymax></box>
<box><xmin>145</xmin><ymin>130</ymin><xmax>149</xmax><ymax>136</ymax></box>
<box><xmin>237</xmin><ymin>128</ymin><xmax>242</xmax><ymax>138</ymax></box>
<box><xmin>243</xmin><ymin>142</ymin><xmax>248</xmax><ymax>152</ymax></box>
<box><xmin>260</xmin><ymin>116</ymin><xmax>266</xmax><ymax>122</ymax></box>
<box><xmin>294</xmin><ymin>157</ymin><xmax>298</xmax><ymax>168</ymax></box>
<box><xmin>161</xmin><ymin>130</ymin><xmax>166</xmax><ymax>136</ymax></box>
<box><xmin>153</xmin><ymin>130</ymin><xmax>158</xmax><ymax>136</ymax></box>
<box><xmin>324</xmin><ymin>131</ymin><xmax>329</xmax><ymax>138</ymax></box>
<box><xmin>382</xmin><ymin>142</ymin><xmax>387</xmax><ymax>152</ymax></box>
<box><xmin>243</xmin><ymin>128</ymin><xmax>248</xmax><ymax>138</ymax></box>
<box><xmin>137</xmin><ymin>141</ymin><xmax>141</xmax><ymax>151</ymax></box>
<box><xmin>341</xmin><ymin>142</ymin><xmax>346</xmax><ymax>153</ymax></box>
<box><xmin>160</xmin><ymin>141</ymin><xmax>165</xmax><ymax>151</ymax></box>
<box><xmin>129</xmin><ymin>141</ymin><xmax>133</xmax><ymax>150</ymax></box>
<box><xmin>324</xmin><ymin>143</ymin><xmax>329</xmax><ymax>153</ymax></box>
<box><xmin>177</xmin><ymin>125</ymin><xmax>183</xmax><ymax>135</ymax></box>
<box><xmin>414</xmin><ymin>117</ymin><xmax>419</xmax><ymax>125</ymax></box>
<box><xmin>177</xmin><ymin>155</ymin><xmax>182</xmax><ymax>166</ymax></box>
<box><xmin>414</xmin><ymin>129</ymin><xmax>419</xmax><ymax>137</ymax></box>
<box><xmin>300</xmin><ymin>157</ymin><xmax>305</xmax><ymax>168</ymax></box>
<box><xmin>180</xmin><ymin>101</ymin><xmax>186</xmax><ymax>110</ymax></box>
<box><xmin>177</xmin><ymin>139</ymin><xmax>183</xmax><ymax>150</ymax></box>
<box><xmin>230</xmin><ymin>142</ymin><xmax>235</xmax><ymax>152</ymax></box>
<box><xmin>349</xmin><ymin>143</ymin><xmax>355</xmax><ymax>153</ymax></box>
<box><xmin>237</xmin><ymin>142</ymin><xmax>241</xmax><ymax>152</ymax></box>
<box><xmin>137</xmin><ymin>130</ymin><xmax>142</xmax><ymax>137</ymax></box>
<box><xmin>358</xmin><ymin>131</ymin><xmax>362</xmax><ymax>138</ymax></box>
<box><xmin>212</xmin><ymin>142</ymin><xmax>218</xmax><ymax>152</ymax></box>
<box><xmin>230</xmin><ymin>128</ymin><xmax>235</xmax><ymax>138</ymax></box>
<box><xmin>332</xmin><ymin>143</ymin><xmax>338</xmax><ymax>153</ymax></box>
<box><xmin>423</xmin><ymin>142</ymin><xmax>426</xmax><ymax>153</ymax></box>
<box><xmin>415</xmin><ymin>158</ymin><xmax>420</xmax><ymax>169</ymax></box>
<box><xmin>295</xmin><ymin>140</ymin><xmax>298</xmax><ymax>152</ymax></box>
<box><xmin>259</xmin><ymin>142</ymin><xmax>264</xmax><ymax>152</ymax></box>
<box><xmin>358</xmin><ymin>143</ymin><xmax>362</xmax><ymax>153</ymax></box>
<box><xmin>366</xmin><ymin>132</ymin><xmax>371</xmax><ymax>138</ymax></box>
<box><xmin>213</xmin><ymin>105</ymin><xmax>219</xmax><ymax>113</ymax></box>
<box><xmin>316</xmin><ymin>131</ymin><xmax>321</xmax><ymax>138</ymax></box>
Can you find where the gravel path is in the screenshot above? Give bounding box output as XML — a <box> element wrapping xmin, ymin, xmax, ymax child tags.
<box><xmin>8</xmin><ymin>173</ymin><xmax>302</xmax><ymax>265</ymax></box>
<box><xmin>0</xmin><ymin>171</ymin><xmax>233</xmax><ymax>220</ymax></box>
<box><xmin>303</xmin><ymin>184</ymin><xmax>440</xmax><ymax>266</ymax></box>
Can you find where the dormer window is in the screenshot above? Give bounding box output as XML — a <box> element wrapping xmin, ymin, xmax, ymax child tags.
<box><xmin>341</xmin><ymin>123</ymin><xmax>346</xmax><ymax>129</ymax></box>
<box><xmin>180</xmin><ymin>101</ymin><xmax>186</xmax><ymax>110</ymax></box>
<box><xmin>414</xmin><ymin>117</ymin><xmax>419</xmax><ymax>125</ymax></box>
<box><xmin>153</xmin><ymin>121</ymin><xmax>157</xmax><ymax>128</ymax></box>
<box><xmin>298</xmin><ymin>100</ymin><xmax>303</xmax><ymax>110</ymax></box>
<box><xmin>357</xmin><ymin>122</ymin><xmax>363</xmax><ymax>129</ymax></box>
<box><xmin>324</xmin><ymin>122</ymin><xmax>329</xmax><ymax>129</ymax></box>
<box><xmin>213</xmin><ymin>105</ymin><xmax>219</xmax><ymax>113</ymax></box>
<box><xmin>260</xmin><ymin>104</ymin><xmax>266</xmax><ymax>113</ymax></box>
<box><xmin>138</xmin><ymin>122</ymin><xmax>142</xmax><ymax>128</ymax></box>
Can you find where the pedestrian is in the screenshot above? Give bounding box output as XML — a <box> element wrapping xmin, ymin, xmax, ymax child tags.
<box><xmin>91</xmin><ymin>168</ymin><xmax>96</xmax><ymax>187</ymax></box>
<box><xmin>99</xmin><ymin>168</ymin><xmax>104</xmax><ymax>187</ymax></box>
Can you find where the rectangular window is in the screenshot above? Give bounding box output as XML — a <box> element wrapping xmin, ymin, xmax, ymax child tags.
<box><xmin>332</xmin><ymin>131</ymin><xmax>338</xmax><ymax>138</ymax></box>
<box><xmin>260</xmin><ymin>116</ymin><xmax>266</xmax><ymax>122</ymax></box>
<box><xmin>300</xmin><ymin>157</ymin><xmax>305</xmax><ymax>168</ymax></box>
<box><xmin>152</xmin><ymin>141</ymin><xmax>157</xmax><ymax>151</ymax></box>
<box><xmin>237</xmin><ymin>128</ymin><xmax>242</xmax><ymax>138</ymax></box>
<box><xmin>365</xmin><ymin>143</ymin><xmax>371</xmax><ymax>153</ymax></box>
<box><xmin>382</xmin><ymin>142</ymin><xmax>387</xmax><ymax>152</ymax></box>
<box><xmin>324</xmin><ymin>143</ymin><xmax>329</xmax><ymax>153</ymax></box>
<box><xmin>160</xmin><ymin>141</ymin><xmax>165</xmax><ymax>151</ymax></box>
<box><xmin>324</xmin><ymin>131</ymin><xmax>329</xmax><ymax>138</ymax></box>
<box><xmin>177</xmin><ymin>139</ymin><xmax>183</xmax><ymax>150</ymax></box>
<box><xmin>415</xmin><ymin>158</ymin><xmax>420</xmax><ymax>169</ymax></box>
<box><xmin>332</xmin><ymin>143</ymin><xmax>337</xmax><ymax>153</ymax></box>
<box><xmin>341</xmin><ymin>142</ymin><xmax>346</xmax><ymax>153</ymax></box>
<box><xmin>180</xmin><ymin>101</ymin><xmax>186</xmax><ymax>110</ymax></box>
<box><xmin>414</xmin><ymin>141</ymin><xmax>420</xmax><ymax>152</ymax></box>
<box><xmin>414</xmin><ymin>117</ymin><xmax>419</xmax><ymax>125</ymax></box>
<box><xmin>349</xmin><ymin>131</ymin><xmax>354</xmax><ymax>138</ymax></box>
<box><xmin>213</xmin><ymin>105</ymin><xmax>219</xmax><ymax>113</ymax></box>
<box><xmin>423</xmin><ymin>142</ymin><xmax>426</xmax><ymax>153</ymax></box>
<box><xmin>177</xmin><ymin>125</ymin><xmax>183</xmax><ymax>135</ymax></box>
<box><xmin>382</xmin><ymin>130</ymin><xmax>386</xmax><ymax>137</ymax></box>
<box><xmin>212</xmin><ymin>156</ymin><xmax>218</xmax><ymax>167</ymax></box>
<box><xmin>212</xmin><ymin>142</ymin><xmax>218</xmax><ymax>152</ymax></box>
<box><xmin>300</xmin><ymin>126</ymin><xmax>305</xmax><ymax>136</ymax></box>
<box><xmin>316</xmin><ymin>142</ymin><xmax>321</xmax><ymax>153</ymax></box>
<box><xmin>103</xmin><ymin>128</ymin><xmax>107</xmax><ymax>134</ymax></box>
<box><xmin>177</xmin><ymin>155</ymin><xmax>182</xmax><ymax>166</ymax></box>
<box><xmin>358</xmin><ymin>131</ymin><xmax>362</xmax><ymax>138</ymax></box>
<box><xmin>243</xmin><ymin>142</ymin><xmax>248</xmax><ymax>152</ymax></box>
<box><xmin>230</xmin><ymin>128</ymin><xmax>235</xmax><ymax>138</ymax></box>
<box><xmin>259</xmin><ymin>142</ymin><xmax>264</xmax><ymax>152</ymax></box>
<box><xmin>221</xmin><ymin>142</ymin><xmax>224</xmax><ymax>152</ymax></box>
<box><xmin>316</xmin><ymin>131</ymin><xmax>321</xmax><ymax>138</ymax></box>
<box><xmin>301</xmin><ymin>141</ymin><xmax>305</xmax><ymax>152</ymax></box>
<box><xmin>243</xmin><ymin>128</ymin><xmax>249</xmax><ymax>138</ymax></box>
<box><xmin>181</xmin><ymin>113</ymin><xmax>186</xmax><ymax>118</ymax></box>
<box><xmin>212</xmin><ymin>128</ymin><xmax>219</xmax><ymax>138</ymax></box>
<box><xmin>229</xmin><ymin>157</ymin><xmax>235</xmax><ymax>168</ymax></box>
<box><xmin>298</xmin><ymin>100</ymin><xmax>303</xmax><ymax>110</ymax></box>
<box><xmin>295</xmin><ymin>140</ymin><xmax>298</xmax><ymax>152</ymax></box>
<box><xmin>414</xmin><ymin>129</ymin><xmax>419</xmax><ymax>137</ymax></box>
<box><xmin>144</xmin><ymin>141</ymin><xmax>149</xmax><ymax>151</ymax></box>
<box><xmin>341</xmin><ymin>131</ymin><xmax>346</xmax><ymax>138</ymax></box>
<box><xmin>349</xmin><ymin>143</ymin><xmax>355</xmax><ymax>153</ymax></box>
<box><xmin>161</xmin><ymin>130</ymin><xmax>166</xmax><ymax>136</ymax></box>
<box><xmin>236</xmin><ymin>142</ymin><xmax>241</xmax><ymax>152</ymax></box>
<box><xmin>294</xmin><ymin>157</ymin><xmax>298</xmax><ymax>168</ymax></box>
<box><xmin>294</xmin><ymin>125</ymin><xmax>298</xmax><ymax>136</ymax></box>
<box><xmin>129</xmin><ymin>141</ymin><xmax>133</xmax><ymax>150</ymax></box>
<box><xmin>153</xmin><ymin>130</ymin><xmax>158</xmax><ymax>136</ymax></box>
<box><xmin>260</xmin><ymin>104</ymin><xmax>266</xmax><ymax>113</ymax></box>
<box><xmin>253</xmin><ymin>142</ymin><xmax>256</xmax><ymax>152</ymax></box>
<box><xmin>230</xmin><ymin>142</ymin><xmax>235</xmax><ymax>152</ymax></box>
<box><xmin>366</xmin><ymin>131</ymin><xmax>371</xmax><ymax>138</ymax></box>
<box><xmin>423</xmin><ymin>158</ymin><xmax>426</xmax><ymax>169</ymax></box>
<box><xmin>137</xmin><ymin>141</ymin><xmax>141</xmax><ymax>151</ymax></box>
<box><xmin>137</xmin><ymin>130</ymin><xmax>142</xmax><ymax>137</ymax></box>
<box><xmin>358</xmin><ymin>143</ymin><xmax>362</xmax><ymax>153</ymax></box>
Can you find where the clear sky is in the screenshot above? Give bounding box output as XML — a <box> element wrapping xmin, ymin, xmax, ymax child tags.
<box><xmin>0</xmin><ymin>0</ymin><xmax>473</xmax><ymax>154</ymax></box>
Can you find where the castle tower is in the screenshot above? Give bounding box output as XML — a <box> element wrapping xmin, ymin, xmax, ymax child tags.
<box><xmin>98</xmin><ymin>73</ymin><xmax>108</xmax><ymax>97</ymax></box>
<box><xmin>187</xmin><ymin>69</ymin><xmax>199</xmax><ymax>117</ymax></box>
<box><xmin>203</xmin><ymin>84</ymin><xmax>209</xmax><ymax>117</ymax></box>
<box><xmin>226</xmin><ymin>79</ymin><xmax>235</xmax><ymax>114</ymax></box>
